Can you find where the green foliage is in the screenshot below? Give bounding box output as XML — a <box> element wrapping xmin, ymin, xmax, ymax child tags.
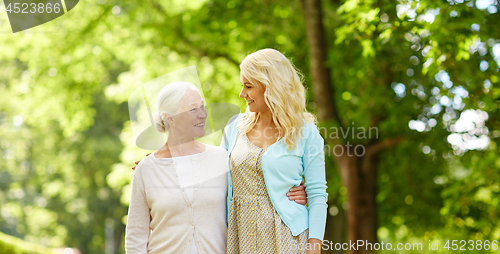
<box><xmin>440</xmin><ymin>143</ymin><xmax>500</xmax><ymax>240</ymax></box>
<box><xmin>0</xmin><ymin>231</ymin><xmax>51</xmax><ymax>254</ymax></box>
<box><xmin>326</xmin><ymin>0</ymin><xmax>500</xmax><ymax>247</ymax></box>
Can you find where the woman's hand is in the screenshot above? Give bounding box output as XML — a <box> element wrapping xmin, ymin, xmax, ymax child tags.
<box><xmin>132</xmin><ymin>153</ymin><xmax>151</xmax><ymax>170</ymax></box>
<box><xmin>287</xmin><ymin>181</ymin><xmax>307</xmax><ymax>205</ymax></box>
<box><xmin>306</xmin><ymin>238</ymin><xmax>322</xmax><ymax>254</ymax></box>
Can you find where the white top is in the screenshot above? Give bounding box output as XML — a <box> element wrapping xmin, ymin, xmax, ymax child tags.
<box><xmin>160</xmin><ymin>152</ymin><xmax>205</xmax><ymax>254</ymax></box>
<box><xmin>125</xmin><ymin>144</ymin><xmax>228</xmax><ymax>254</ymax></box>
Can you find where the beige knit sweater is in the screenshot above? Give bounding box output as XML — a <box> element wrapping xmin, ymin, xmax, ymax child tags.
<box><xmin>125</xmin><ymin>144</ymin><xmax>228</xmax><ymax>254</ymax></box>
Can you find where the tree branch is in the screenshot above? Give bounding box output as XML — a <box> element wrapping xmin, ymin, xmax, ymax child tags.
<box><xmin>365</xmin><ymin>137</ymin><xmax>405</xmax><ymax>158</ymax></box>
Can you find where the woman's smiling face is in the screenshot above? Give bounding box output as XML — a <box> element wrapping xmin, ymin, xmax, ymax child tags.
<box><xmin>168</xmin><ymin>89</ymin><xmax>207</xmax><ymax>139</ymax></box>
<box><xmin>239</xmin><ymin>74</ymin><xmax>270</xmax><ymax>113</ymax></box>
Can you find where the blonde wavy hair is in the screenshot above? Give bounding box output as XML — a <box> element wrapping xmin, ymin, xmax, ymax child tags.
<box><xmin>238</xmin><ymin>48</ymin><xmax>316</xmax><ymax>150</ymax></box>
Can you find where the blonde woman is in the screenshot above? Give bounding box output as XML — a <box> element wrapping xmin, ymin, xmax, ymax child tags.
<box><xmin>221</xmin><ymin>49</ymin><xmax>327</xmax><ymax>254</ymax></box>
<box><xmin>127</xmin><ymin>82</ymin><xmax>308</xmax><ymax>253</ymax></box>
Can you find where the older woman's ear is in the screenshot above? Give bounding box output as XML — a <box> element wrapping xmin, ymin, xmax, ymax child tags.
<box><xmin>162</xmin><ymin>112</ymin><xmax>175</xmax><ymax>127</ymax></box>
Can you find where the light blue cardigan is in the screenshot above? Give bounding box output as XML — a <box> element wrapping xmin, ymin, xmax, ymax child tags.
<box><xmin>220</xmin><ymin>114</ymin><xmax>328</xmax><ymax>240</ymax></box>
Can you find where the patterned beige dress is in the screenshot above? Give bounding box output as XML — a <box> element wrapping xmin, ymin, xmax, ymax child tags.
<box><xmin>227</xmin><ymin>134</ymin><xmax>309</xmax><ymax>253</ymax></box>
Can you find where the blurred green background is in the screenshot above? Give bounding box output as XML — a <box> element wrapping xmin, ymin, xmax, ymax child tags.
<box><xmin>0</xmin><ymin>0</ymin><xmax>499</xmax><ymax>253</ymax></box>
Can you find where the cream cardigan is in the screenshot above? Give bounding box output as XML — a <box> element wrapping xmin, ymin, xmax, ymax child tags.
<box><xmin>125</xmin><ymin>144</ymin><xmax>228</xmax><ymax>254</ymax></box>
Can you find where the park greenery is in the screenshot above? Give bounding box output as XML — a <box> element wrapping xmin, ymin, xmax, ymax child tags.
<box><xmin>0</xmin><ymin>0</ymin><xmax>499</xmax><ymax>253</ymax></box>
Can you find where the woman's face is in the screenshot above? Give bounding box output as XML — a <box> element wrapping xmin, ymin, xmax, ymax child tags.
<box><xmin>167</xmin><ymin>89</ymin><xmax>207</xmax><ymax>139</ymax></box>
<box><xmin>239</xmin><ymin>74</ymin><xmax>270</xmax><ymax>113</ymax></box>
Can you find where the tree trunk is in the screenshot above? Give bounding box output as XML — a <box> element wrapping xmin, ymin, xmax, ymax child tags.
<box><xmin>299</xmin><ymin>0</ymin><xmax>336</xmax><ymax>122</ymax></box>
<box><xmin>300</xmin><ymin>0</ymin><xmax>379</xmax><ymax>253</ymax></box>
<box><xmin>359</xmin><ymin>149</ymin><xmax>378</xmax><ymax>250</ymax></box>
<box><xmin>324</xmin><ymin>196</ymin><xmax>346</xmax><ymax>254</ymax></box>
<box><xmin>337</xmin><ymin>146</ymin><xmax>378</xmax><ymax>254</ymax></box>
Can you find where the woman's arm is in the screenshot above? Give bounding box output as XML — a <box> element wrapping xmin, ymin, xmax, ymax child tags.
<box><xmin>125</xmin><ymin>172</ymin><xmax>151</xmax><ymax>253</ymax></box>
<box><xmin>302</xmin><ymin>126</ymin><xmax>328</xmax><ymax>242</ymax></box>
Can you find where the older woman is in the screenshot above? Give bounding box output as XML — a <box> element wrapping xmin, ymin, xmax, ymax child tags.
<box><xmin>125</xmin><ymin>82</ymin><xmax>228</xmax><ymax>253</ymax></box>
<box><xmin>126</xmin><ymin>81</ymin><xmax>307</xmax><ymax>254</ymax></box>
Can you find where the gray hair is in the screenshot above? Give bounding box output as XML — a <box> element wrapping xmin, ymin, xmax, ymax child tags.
<box><xmin>153</xmin><ymin>82</ymin><xmax>199</xmax><ymax>133</ymax></box>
